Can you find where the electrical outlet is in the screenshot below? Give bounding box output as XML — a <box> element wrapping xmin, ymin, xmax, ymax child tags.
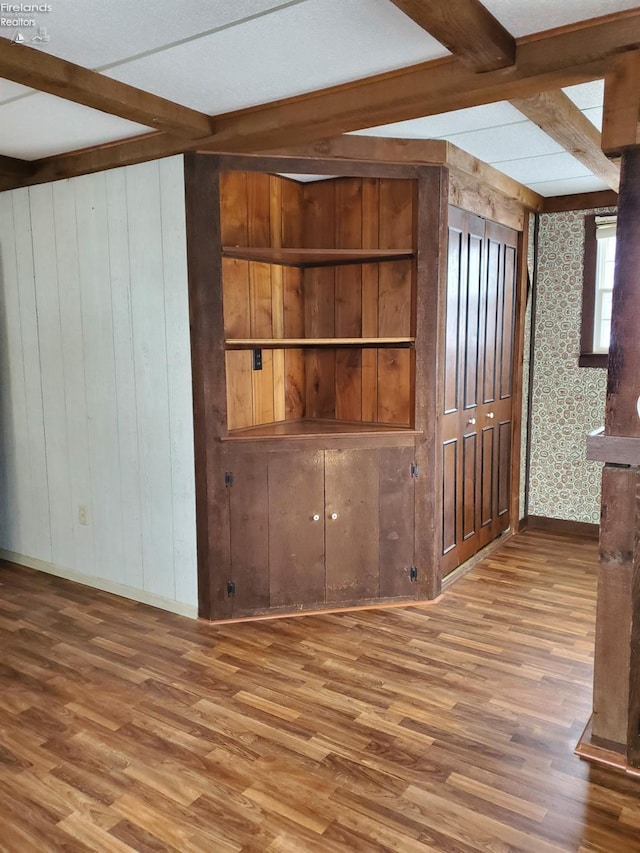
<box><xmin>78</xmin><ymin>505</ymin><xmax>88</xmax><ymax>526</ymax></box>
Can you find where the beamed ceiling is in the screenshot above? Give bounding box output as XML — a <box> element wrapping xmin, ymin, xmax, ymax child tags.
<box><xmin>0</xmin><ymin>0</ymin><xmax>639</xmax><ymax>203</ymax></box>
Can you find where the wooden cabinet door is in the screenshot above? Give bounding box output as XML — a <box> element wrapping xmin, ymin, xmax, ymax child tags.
<box><xmin>228</xmin><ymin>444</ymin><xmax>416</xmax><ymax>615</ymax></box>
<box><xmin>227</xmin><ymin>448</ymin><xmax>325</xmax><ymax>615</ymax></box>
<box><xmin>325</xmin><ymin>449</ymin><xmax>380</xmax><ymax>603</ymax></box>
<box><xmin>325</xmin><ymin>446</ymin><xmax>416</xmax><ymax>604</ymax></box>
<box><xmin>378</xmin><ymin>445</ymin><xmax>416</xmax><ymax>598</ymax></box>
<box><xmin>441</xmin><ymin>209</ymin><xmax>517</xmax><ymax>575</ymax></box>
<box><xmin>227</xmin><ymin>450</ymin><xmax>270</xmax><ymax>616</ymax></box>
<box><xmin>268</xmin><ymin>450</ymin><xmax>326</xmax><ymax>608</ymax></box>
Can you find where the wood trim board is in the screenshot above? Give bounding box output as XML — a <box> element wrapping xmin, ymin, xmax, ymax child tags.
<box><xmin>520</xmin><ymin>515</ymin><xmax>600</xmax><ymax>539</ymax></box>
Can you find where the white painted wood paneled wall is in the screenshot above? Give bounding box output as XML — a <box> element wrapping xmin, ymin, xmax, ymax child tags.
<box><xmin>0</xmin><ymin>156</ymin><xmax>198</xmax><ymax>616</ymax></box>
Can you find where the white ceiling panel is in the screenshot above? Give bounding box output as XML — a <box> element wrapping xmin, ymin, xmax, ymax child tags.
<box><xmin>0</xmin><ymin>94</ymin><xmax>149</xmax><ymax>160</ymax></box>
<box><xmin>438</xmin><ymin>121</ymin><xmax>565</xmax><ymax>164</ymax></box>
<box><xmin>278</xmin><ymin>173</ymin><xmax>336</xmax><ymax>182</ymax></box>
<box><xmin>582</xmin><ymin>106</ymin><xmax>604</xmax><ymax>131</ymax></box>
<box><xmin>0</xmin><ymin>80</ymin><xmax>33</xmax><ymax>103</ymax></box>
<box><xmin>529</xmin><ymin>175</ymin><xmax>611</xmax><ymax>197</ymax></box>
<box><xmin>103</xmin><ymin>0</ymin><xmax>447</xmax><ymax>114</ymax></box>
<box><xmin>562</xmin><ymin>80</ymin><xmax>605</xmax><ymax>111</ymax></box>
<box><xmin>1</xmin><ymin>0</ymin><xmax>300</xmax><ymax>72</ymax></box>
<box><xmin>356</xmin><ymin>105</ymin><xmax>565</xmax><ymax>163</ymax></box>
<box><xmin>0</xmin><ymin>1</ymin><xmax>626</xmax><ymax>200</ymax></box>
<box><xmin>351</xmin><ymin>102</ymin><xmax>525</xmax><ymax>139</ymax></box>
<box><xmin>483</xmin><ymin>0</ymin><xmax>639</xmax><ymax>37</ymax></box>
<box><xmin>0</xmin><ymin>0</ymin><xmax>300</xmax><ymax>105</ymax></box>
<box><xmin>493</xmin><ymin>152</ymin><xmax>593</xmax><ymax>185</ymax></box>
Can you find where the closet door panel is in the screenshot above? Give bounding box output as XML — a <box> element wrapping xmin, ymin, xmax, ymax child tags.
<box><xmin>441</xmin><ymin>209</ymin><xmax>518</xmax><ymax>576</ymax></box>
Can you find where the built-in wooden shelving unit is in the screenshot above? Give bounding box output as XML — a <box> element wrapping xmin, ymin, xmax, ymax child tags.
<box><xmin>225</xmin><ymin>337</ymin><xmax>415</xmax><ymax>349</ymax></box>
<box><xmin>185</xmin><ymin>154</ymin><xmax>445</xmax><ymax>622</ymax></box>
<box><xmin>222</xmin><ymin>246</ymin><xmax>414</xmax><ymax>267</ymax></box>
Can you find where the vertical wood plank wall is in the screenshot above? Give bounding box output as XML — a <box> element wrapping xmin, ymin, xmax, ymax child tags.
<box><xmin>221</xmin><ymin>172</ymin><xmax>305</xmax><ymax>430</ymax></box>
<box><xmin>221</xmin><ymin>171</ymin><xmax>415</xmax><ymax>431</ymax></box>
<box><xmin>0</xmin><ymin>156</ymin><xmax>197</xmax><ymax>614</ymax></box>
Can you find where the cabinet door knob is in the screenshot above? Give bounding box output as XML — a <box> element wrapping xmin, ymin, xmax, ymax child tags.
<box><xmin>312</xmin><ymin>514</ymin><xmax>320</xmax><ymax>522</ymax></box>
<box><xmin>330</xmin><ymin>512</ymin><xmax>338</xmax><ymax>520</ymax></box>
<box><xmin>487</xmin><ymin>411</ymin><xmax>495</xmax><ymax>419</ymax></box>
<box><xmin>467</xmin><ymin>417</ymin><xmax>476</xmax><ymax>426</ymax></box>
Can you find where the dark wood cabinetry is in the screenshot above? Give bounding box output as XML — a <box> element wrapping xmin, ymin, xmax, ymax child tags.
<box><xmin>441</xmin><ymin>207</ymin><xmax>519</xmax><ymax>576</ymax></box>
<box><xmin>224</xmin><ymin>443</ymin><xmax>416</xmax><ymax>617</ymax></box>
<box><xmin>185</xmin><ymin>152</ymin><xmax>522</xmax><ymax>620</ymax></box>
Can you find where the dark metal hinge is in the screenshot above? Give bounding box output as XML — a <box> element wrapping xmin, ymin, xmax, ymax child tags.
<box><xmin>227</xmin><ymin>581</ymin><xmax>236</xmax><ymax>597</ymax></box>
<box><xmin>411</xmin><ymin>462</ymin><xmax>419</xmax><ymax>478</ymax></box>
<box><xmin>224</xmin><ymin>471</ymin><xmax>234</xmax><ymax>487</ymax></box>
<box><xmin>410</xmin><ymin>566</ymin><xmax>418</xmax><ymax>582</ymax></box>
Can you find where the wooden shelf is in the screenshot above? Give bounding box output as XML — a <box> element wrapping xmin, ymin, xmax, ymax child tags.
<box><xmin>222</xmin><ymin>246</ymin><xmax>415</xmax><ymax>267</ymax></box>
<box><xmin>225</xmin><ymin>337</ymin><xmax>415</xmax><ymax>349</ymax></box>
<box><xmin>223</xmin><ymin>418</ymin><xmax>421</xmax><ymax>441</ymax></box>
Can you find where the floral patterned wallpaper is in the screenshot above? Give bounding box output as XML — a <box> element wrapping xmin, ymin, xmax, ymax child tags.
<box><xmin>518</xmin><ymin>215</ymin><xmax>535</xmax><ymax>520</ymax></box>
<box><xmin>526</xmin><ymin>207</ymin><xmax>615</xmax><ymax>524</ymax></box>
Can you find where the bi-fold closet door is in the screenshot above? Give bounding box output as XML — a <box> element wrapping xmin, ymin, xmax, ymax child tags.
<box><xmin>441</xmin><ymin>207</ymin><xmax>518</xmax><ymax>576</ymax></box>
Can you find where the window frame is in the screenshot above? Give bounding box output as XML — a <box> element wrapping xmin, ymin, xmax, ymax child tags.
<box><xmin>579</xmin><ymin>213</ymin><xmax>613</xmax><ymax>368</ymax></box>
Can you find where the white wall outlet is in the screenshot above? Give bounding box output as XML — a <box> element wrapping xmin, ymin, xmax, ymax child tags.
<box><xmin>78</xmin><ymin>505</ymin><xmax>88</xmax><ymax>526</ymax></box>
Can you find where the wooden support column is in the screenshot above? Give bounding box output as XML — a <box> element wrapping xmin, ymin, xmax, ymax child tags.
<box><xmin>184</xmin><ymin>153</ymin><xmax>232</xmax><ymax>621</ymax></box>
<box><xmin>593</xmin><ymin>465</ymin><xmax>634</xmax><ymax>744</ymax></box>
<box><xmin>601</xmin><ymin>51</ymin><xmax>640</xmax><ymax>157</ymax></box>
<box><xmin>588</xmin><ymin>147</ymin><xmax>640</xmax><ymax>768</ymax></box>
<box><xmin>629</xmin><ymin>472</ymin><xmax>640</xmax><ymax>766</ymax></box>
<box><xmin>614</xmin><ymin>149</ymin><xmax>640</xmax><ymax>768</ymax></box>
<box><xmin>414</xmin><ymin>166</ymin><xmax>449</xmax><ymax>600</ymax></box>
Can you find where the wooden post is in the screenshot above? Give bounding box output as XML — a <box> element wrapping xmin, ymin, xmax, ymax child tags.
<box><xmin>601</xmin><ymin>51</ymin><xmax>640</xmax><ymax>158</ymax></box>
<box><xmin>590</xmin><ymin>147</ymin><xmax>640</xmax><ymax>766</ymax></box>
<box><xmin>605</xmin><ymin>149</ymin><xmax>640</xmax><ymax>438</ymax></box>
<box><xmin>629</xmin><ymin>473</ymin><xmax>640</xmax><ymax>766</ymax></box>
<box><xmin>610</xmin><ymin>149</ymin><xmax>640</xmax><ymax>768</ymax></box>
<box><xmin>414</xmin><ymin>166</ymin><xmax>449</xmax><ymax>600</ymax></box>
<box><xmin>184</xmin><ymin>153</ymin><xmax>233</xmax><ymax>620</ymax></box>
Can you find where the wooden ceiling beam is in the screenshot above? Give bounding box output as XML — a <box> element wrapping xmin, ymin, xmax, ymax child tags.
<box><xmin>602</xmin><ymin>50</ymin><xmax>640</xmax><ymax>156</ymax></box>
<box><xmin>389</xmin><ymin>0</ymin><xmax>619</xmax><ymax>191</ymax></box>
<box><xmin>388</xmin><ymin>0</ymin><xmax>515</xmax><ymax>71</ymax></box>
<box><xmin>265</xmin><ymin>135</ymin><xmax>543</xmax><ymax>210</ymax></box>
<box><xmin>205</xmin><ymin>11</ymin><xmax>640</xmax><ymax>154</ymax></box>
<box><xmin>0</xmin><ymin>38</ymin><xmax>215</xmax><ymax>138</ymax></box>
<box><xmin>542</xmin><ymin>189</ymin><xmax>618</xmax><ymax>213</ymax></box>
<box><xmin>1</xmin><ymin>12</ymin><xmax>639</xmax><ymax>192</ymax></box>
<box><xmin>0</xmin><ymin>154</ymin><xmax>35</xmax><ymax>178</ymax></box>
<box><xmin>0</xmin><ymin>131</ymin><xmax>197</xmax><ymax>193</ymax></box>
<box><xmin>510</xmin><ymin>90</ymin><xmax>620</xmax><ymax>191</ymax></box>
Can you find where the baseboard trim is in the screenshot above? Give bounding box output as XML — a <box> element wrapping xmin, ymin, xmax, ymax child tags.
<box><xmin>575</xmin><ymin>716</ymin><xmax>640</xmax><ymax>779</ymax></box>
<box><xmin>0</xmin><ymin>548</ymin><xmax>198</xmax><ymax>619</ymax></box>
<box><xmin>441</xmin><ymin>529</ymin><xmax>513</xmax><ymax>592</ymax></box>
<box><xmin>519</xmin><ymin>515</ymin><xmax>599</xmax><ymax>539</ymax></box>
<box><xmin>207</xmin><ymin>594</ymin><xmax>445</xmax><ymax>626</ymax></box>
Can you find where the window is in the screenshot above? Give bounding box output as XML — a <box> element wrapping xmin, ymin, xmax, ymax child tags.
<box><xmin>580</xmin><ymin>213</ymin><xmax>616</xmax><ymax>367</ymax></box>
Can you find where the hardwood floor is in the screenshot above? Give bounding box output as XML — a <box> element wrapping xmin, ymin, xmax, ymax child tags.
<box><xmin>1</xmin><ymin>530</ymin><xmax>639</xmax><ymax>852</ymax></box>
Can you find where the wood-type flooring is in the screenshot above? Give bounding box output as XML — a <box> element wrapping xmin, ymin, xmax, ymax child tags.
<box><xmin>1</xmin><ymin>530</ymin><xmax>639</xmax><ymax>851</ymax></box>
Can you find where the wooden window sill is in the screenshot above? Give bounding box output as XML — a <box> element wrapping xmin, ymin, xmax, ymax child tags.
<box><xmin>579</xmin><ymin>353</ymin><xmax>608</xmax><ymax>368</ymax></box>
